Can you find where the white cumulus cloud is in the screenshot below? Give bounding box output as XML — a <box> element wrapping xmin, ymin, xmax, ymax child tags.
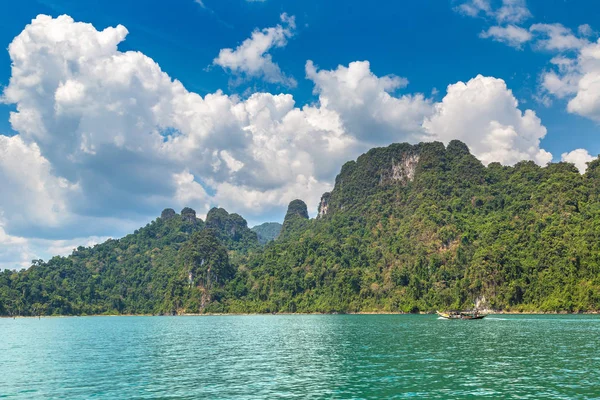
<box><xmin>541</xmin><ymin>39</ymin><xmax>600</xmax><ymax>121</ymax></box>
<box><xmin>306</xmin><ymin>60</ymin><xmax>432</xmax><ymax>146</ymax></box>
<box><xmin>423</xmin><ymin>75</ymin><xmax>552</xmax><ymax>166</ymax></box>
<box><xmin>0</xmin><ymin>134</ymin><xmax>79</xmax><ymax>232</ymax></box>
<box><xmin>213</xmin><ymin>13</ymin><xmax>296</xmax><ymax>87</ymax></box>
<box><xmin>561</xmin><ymin>149</ymin><xmax>595</xmax><ymax>173</ymax></box>
<box><xmin>0</xmin><ymin>14</ymin><xmax>560</xmax><ymax>267</ymax></box>
<box><xmin>455</xmin><ymin>1</ymin><xmax>600</xmax><ymax>124</ymax></box>
<box><xmin>0</xmin><ymin>15</ymin><xmax>365</xmax><ymax>234</ymax></box>
<box><xmin>0</xmin><ymin>223</ymin><xmax>109</xmax><ymax>270</ymax></box>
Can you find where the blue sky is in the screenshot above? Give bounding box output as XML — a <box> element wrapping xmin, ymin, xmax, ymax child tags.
<box><xmin>1</xmin><ymin>0</ymin><xmax>599</xmax><ymax>155</ymax></box>
<box><xmin>0</xmin><ymin>0</ymin><xmax>599</xmax><ymax>268</ymax></box>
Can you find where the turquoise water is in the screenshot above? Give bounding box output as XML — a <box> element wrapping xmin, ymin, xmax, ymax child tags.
<box><xmin>1</xmin><ymin>315</ymin><xmax>599</xmax><ymax>399</ymax></box>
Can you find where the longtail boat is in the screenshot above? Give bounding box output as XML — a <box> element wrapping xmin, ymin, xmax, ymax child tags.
<box><xmin>436</xmin><ymin>310</ymin><xmax>486</xmax><ymax>320</ymax></box>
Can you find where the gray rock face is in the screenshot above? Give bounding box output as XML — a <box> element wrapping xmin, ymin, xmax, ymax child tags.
<box><xmin>181</xmin><ymin>207</ymin><xmax>197</xmax><ymax>223</ymax></box>
<box><xmin>161</xmin><ymin>208</ymin><xmax>177</xmax><ymax>220</ymax></box>
<box><xmin>318</xmin><ymin>192</ymin><xmax>331</xmax><ymax>218</ymax></box>
<box><xmin>380</xmin><ymin>153</ymin><xmax>420</xmax><ymax>186</ymax></box>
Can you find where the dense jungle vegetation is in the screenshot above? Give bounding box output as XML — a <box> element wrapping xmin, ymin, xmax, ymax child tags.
<box><xmin>251</xmin><ymin>222</ymin><xmax>282</xmax><ymax>244</ymax></box>
<box><xmin>2</xmin><ymin>140</ymin><xmax>600</xmax><ymax>316</ymax></box>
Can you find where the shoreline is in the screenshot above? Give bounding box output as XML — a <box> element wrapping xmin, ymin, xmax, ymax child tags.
<box><xmin>2</xmin><ymin>310</ymin><xmax>600</xmax><ymax>318</ymax></box>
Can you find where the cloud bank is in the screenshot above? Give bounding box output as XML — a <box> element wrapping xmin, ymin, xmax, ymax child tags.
<box><xmin>0</xmin><ymin>14</ymin><xmax>557</xmax><ymax>267</ymax></box>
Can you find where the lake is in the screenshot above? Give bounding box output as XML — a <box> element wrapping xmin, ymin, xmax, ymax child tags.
<box><xmin>1</xmin><ymin>315</ymin><xmax>599</xmax><ymax>399</ymax></box>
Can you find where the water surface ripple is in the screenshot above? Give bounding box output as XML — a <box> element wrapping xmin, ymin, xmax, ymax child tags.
<box><xmin>1</xmin><ymin>315</ymin><xmax>599</xmax><ymax>399</ymax></box>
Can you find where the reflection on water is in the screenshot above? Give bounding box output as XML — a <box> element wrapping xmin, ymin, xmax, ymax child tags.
<box><xmin>1</xmin><ymin>314</ymin><xmax>599</xmax><ymax>399</ymax></box>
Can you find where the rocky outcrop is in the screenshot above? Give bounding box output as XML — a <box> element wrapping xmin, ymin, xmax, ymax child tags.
<box><xmin>205</xmin><ymin>207</ymin><xmax>259</xmax><ymax>250</ymax></box>
<box><xmin>181</xmin><ymin>207</ymin><xmax>197</xmax><ymax>223</ymax></box>
<box><xmin>161</xmin><ymin>208</ymin><xmax>177</xmax><ymax>220</ymax></box>
<box><xmin>317</xmin><ymin>192</ymin><xmax>331</xmax><ymax>218</ymax></box>
<box><xmin>380</xmin><ymin>153</ymin><xmax>420</xmax><ymax>186</ymax></box>
<box><xmin>280</xmin><ymin>200</ymin><xmax>310</xmax><ymax>239</ymax></box>
<box><xmin>285</xmin><ymin>199</ymin><xmax>309</xmax><ymax>221</ymax></box>
<box><xmin>319</xmin><ymin>142</ymin><xmax>439</xmax><ymax>215</ymax></box>
<box><xmin>206</xmin><ymin>208</ymin><xmax>248</xmax><ymax>241</ymax></box>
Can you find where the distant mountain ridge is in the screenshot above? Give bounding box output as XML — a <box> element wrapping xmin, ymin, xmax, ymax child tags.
<box><xmin>0</xmin><ymin>206</ymin><xmax>258</xmax><ymax>315</ymax></box>
<box><xmin>2</xmin><ymin>140</ymin><xmax>600</xmax><ymax>316</ymax></box>
<box><xmin>251</xmin><ymin>222</ymin><xmax>282</xmax><ymax>244</ymax></box>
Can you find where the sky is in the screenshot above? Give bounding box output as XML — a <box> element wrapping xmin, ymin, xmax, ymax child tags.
<box><xmin>0</xmin><ymin>0</ymin><xmax>599</xmax><ymax>268</ymax></box>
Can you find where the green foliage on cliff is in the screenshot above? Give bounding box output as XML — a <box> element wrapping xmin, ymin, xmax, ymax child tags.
<box><xmin>2</xmin><ymin>140</ymin><xmax>600</xmax><ymax>316</ymax></box>
<box><xmin>205</xmin><ymin>207</ymin><xmax>260</xmax><ymax>252</ymax></box>
<box><xmin>279</xmin><ymin>199</ymin><xmax>310</xmax><ymax>240</ymax></box>
<box><xmin>251</xmin><ymin>222</ymin><xmax>282</xmax><ymax>244</ymax></box>
<box><xmin>223</xmin><ymin>141</ymin><xmax>600</xmax><ymax>314</ymax></box>
<box><xmin>0</xmin><ymin>207</ymin><xmax>256</xmax><ymax>315</ymax></box>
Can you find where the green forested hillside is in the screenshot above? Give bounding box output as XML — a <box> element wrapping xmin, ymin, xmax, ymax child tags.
<box><xmin>2</xmin><ymin>140</ymin><xmax>600</xmax><ymax>316</ymax></box>
<box><xmin>251</xmin><ymin>222</ymin><xmax>282</xmax><ymax>244</ymax></box>
<box><xmin>0</xmin><ymin>207</ymin><xmax>257</xmax><ymax>315</ymax></box>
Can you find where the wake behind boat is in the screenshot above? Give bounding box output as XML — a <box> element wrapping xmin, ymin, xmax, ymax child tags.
<box><xmin>437</xmin><ymin>310</ymin><xmax>486</xmax><ymax>320</ymax></box>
